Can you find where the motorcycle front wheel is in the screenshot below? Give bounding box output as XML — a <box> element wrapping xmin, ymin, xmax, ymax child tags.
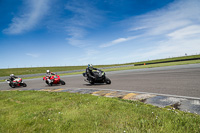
<box><xmin>9</xmin><ymin>83</ymin><xmax>15</xmax><ymax>88</ymax></box>
<box><xmin>23</xmin><ymin>83</ymin><xmax>27</xmax><ymax>87</ymax></box>
<box><xmin>90</xmin><ymin>80</ymin><xmax>94</xmax><ymax>85</ymax></box>
<box><xmin>60</xmin><ymin>80</ymin><xmax>65</xmax><ymax>85</ymax></box>
<box><xmin>105</xmin><ymin>78</ymin><xmax>111</xmax><ymax>84</ymax></box>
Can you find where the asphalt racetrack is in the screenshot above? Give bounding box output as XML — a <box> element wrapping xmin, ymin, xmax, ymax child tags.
<box><xmin>1</xmin><ymin>64</ymin><xmax>200</xmax><ymax>98</ymax></box>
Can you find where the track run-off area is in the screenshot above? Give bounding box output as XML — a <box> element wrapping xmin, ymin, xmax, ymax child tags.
<box><xmin>0</xmin><ymin>63</ymin><xmax>200</xmax><ymax>98</ymax></box>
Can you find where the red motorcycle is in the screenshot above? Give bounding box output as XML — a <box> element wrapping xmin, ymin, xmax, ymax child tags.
<box><xmin>43</xmin><ymin>74</ymin><xmax>65</xmax><ymax>86</ymax></box>
<box><xmin>6</xmin><ymin>78</ymin><xmax>27</xmax><ymax>88</ymax></box>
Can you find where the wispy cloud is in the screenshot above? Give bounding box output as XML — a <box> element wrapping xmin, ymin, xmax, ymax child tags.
<box><xmin>26</xmin><ymin>53</ymin><xmax>39</xmax><ymax>58</ymax></box>
<box><xmin>122</xmin><ymin>0</ymin><xmax>200</xmax><ymax>59</ymax></box>
<box><xmin>167</xmin><ymin>25</ymin><xmax>200</xmax><ymax>39</ymax></box>
<box><xmin>65</xmin><ymin>0</ymin><xmax>104</xmax><ymax>47</ymax></box>
<box><xmin>3</xmin><ymin>0</ymin><xmax>50</xmax><ymax>34</ymax></box>
<box><xmin>129</xmin><ymin>0</ymin><xmax>200</xmax><ymax>36</ymax></box>
<box><xmin>99</xmin><ymin>0</ymin><xmax>200</xmax><ymax>63</ymax></box>
<box><xmin>100</xmin><ymin>0</ymin><xmax>200</xmax><ymax>49</ymax></box>
<box><xmin>86</xmin><ymin>49</ymin><xmax>100</xmax><ymax>57</ymax></box>
<box><xmin>124</xmin><ymin>38</ymin><xmax>200</xmax><ymax>62</ymax></box>
<box><xmin>65</xmin><ymin>0</ymin><xmax>102</xmax><ymax>28</ymax></box>
<box><xmin>65</xmin><ymin>26</ymin><xmax>88</xmax><ymax>47</ymax></box>
<box><xmin>100</xmin><ymin>36</ymin><xmax>139</xmax><ymax>48</ymax></box>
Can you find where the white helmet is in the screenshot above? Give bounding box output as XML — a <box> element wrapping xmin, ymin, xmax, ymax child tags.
<box><xmin>10</xmin><ymin>74</ymin><xmax>14</xmax><ymax>77</ymax></box>
<box><xmin>47</xmin><ymin>70</ymin><xmax>50</xmax><ymax>73</ymax></box>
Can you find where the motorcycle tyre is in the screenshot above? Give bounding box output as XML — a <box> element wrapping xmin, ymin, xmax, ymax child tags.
<box><xmin>60</xmin><ymin>80</ymin><xmax>65</xmax><ymax>85</ymax></box>
<box><xmin>105</xmin><ymin>78</ymin><xmax>111</xmax><ymax>84</ymax></box>
<box><xmin>90</xmin><ymin>80</ymin><xmax>94</xmax><ymax>85</ymax></box>
<box><xmin>9</xmin><ymin>83</ymin><xmax>15</xmax><ymax>88</ymax></box>
<box><xmin>23</xmin><ymin>83</ymin><xmax>27</xmax><ymax>87</ymax></box>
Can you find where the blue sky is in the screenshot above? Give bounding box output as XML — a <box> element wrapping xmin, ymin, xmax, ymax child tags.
<box><xmin>1</xmin><ymin>0</ymin><xmax>200</xmax><ymax>68</ymax></box>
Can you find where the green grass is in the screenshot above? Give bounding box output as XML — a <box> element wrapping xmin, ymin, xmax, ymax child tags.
<box><xmin>103</xmin><ymin>60</ymin><xmax>200</xmax><ymax>72</ymax></box>
<box><xmin>0</xmin><ymin>91</ymin><xmax>200</xmax><ymax>133</ymax></box>
<box><xmin>1</xmin><ymin>55</ymin><xmax>200</xmax><ymax>77</ymax></box>
<box><xmin>132</xmin><ymin>54</ymin><xmax>200</xmax><ymax>66</ymax></box>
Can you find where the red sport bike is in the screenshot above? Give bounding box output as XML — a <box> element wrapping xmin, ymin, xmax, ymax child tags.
<box><xmin>6</xmin><ymin>78</ymin><xmax>27</xmax><ymax>88</ymax></box>
<box><xmin>43</xmin><ymin>74</ymin><xmax>65</xmax><ymax>86</ymax></box>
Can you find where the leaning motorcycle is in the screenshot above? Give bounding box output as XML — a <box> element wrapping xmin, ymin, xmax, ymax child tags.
<box><xmin>43</xmin><ymin>74</ymin><xmax>65</xmax><ymax>86</ymax></box>
<box><xmin>83</xmin><ymin>69</ymin><xmax>111</xmax><ymax>84</ymax></box>
<box><xmin>6</xmin><ymin>78</ymin><xmax>27</xmax><ymax>88</ymax></box>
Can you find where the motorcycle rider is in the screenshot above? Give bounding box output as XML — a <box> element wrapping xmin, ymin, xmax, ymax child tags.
<box><xmin>9</xmin><ymin>74</ymin><xmax>18</xmax><ymax>82</ymax></box>
<box><xmin>46</xmin><ymin>70</ymin><xmax>56</xmax><ymax>84</ymax></box>
<box><xmin>46</xmin><ymin>70</ymin><xmax>56</xmax><ymax>76</ymax></box>
<box><xmin>85</xmin><ymin>64</ymin><xmax>99</xmax><ymax>82</ymax></box>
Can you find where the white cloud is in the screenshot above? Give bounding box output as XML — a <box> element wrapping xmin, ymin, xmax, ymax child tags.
<box><xmin>168</xmin><ymin>25</ymin><xmax>200</xmax><ymax>39</ymax></box>
<box><xmin>99</xmin><ymin>0</ymin><xmax>200</xmax><ymax>63</ymax></box>
<box><xmin>65</xmin><ymin>0</ymin><xmax>103</xmax><ymax>28</ymax></box>
<box><xmin>26</xmin><ymin>53</ymin><xmax>39</xmax><ymax>58</ymax></box>
<box><xmin>66</xmin><ymin>37</ymin><xmax>87</xmax><ymax>48</ymax></box>
<box><xmin>100</xmin><ymin>36</ymin><xmax>139</xmax><ymax>48</ymax></box>
<box><xmin>114</xmin><ymin>37</ymin><xmax>200</xmax><ymax>63</ymax></box>
<box><xmin>100</xmin><ymin>0</ymin><xmax>200</xmax><ymax>49</ymax></box>
<box><xmin>65</xmin><ymin>26</ymin><xmax>88</xmax><ymax>47</ymax></box>
<box><xmin>85</xmin><ymin>49</ymin><xmax>99</xmax><ymax>56</ymax></box>
<box><xmin>129</xmin><ymin>0</ymin><xmax>200</xmax><ymax>36</ymax></box>
<box><xmin>130</xmin><ymin>26</ymin><xmax>146</xmax><ymax>31</ymax></box>
<box><xmin>137</xmin><ymin>39</ymin><xmax>200</xmax><ymax>60</ymax></box>
<box><xmin>120</xmin><ymin>0</ymin><xmax>200</xmax><ymax>60</ymax></box>
<box><xmin>3</xmin><ymin>0</ymin><xmax>49</xmax><ymax>34</ymax></box>
<box><xmin>112</xmin><ymin>38</ymin><xmax>129</xmax><ymax>44</ymax></box>
<box><xmin>65</xmin><ymin>0</ymin><xmax>104</xmax><ymax>47</ymax></box>
<box><xmin>66</xmin><ymin>26</ymin><xmax>87</xmax><ymax>38</ymax></box>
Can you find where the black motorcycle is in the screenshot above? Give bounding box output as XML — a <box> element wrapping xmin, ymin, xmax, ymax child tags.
<box><xmin>83</xmin><ymin>69</ymin><xmax>111</xmax><ymax>84</ymax></box>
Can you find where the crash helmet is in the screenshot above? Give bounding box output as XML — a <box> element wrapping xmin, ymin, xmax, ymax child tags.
<box><xmin>88</xmin><ymin>64</ymin><xmax>93</xmax><ymax>70</ymax></box>
<box><xmin>47</xmin><ymin>70</ymin><xmax>50</xmax><ymax>73</ymax></box>
<box><xmin>10</xmin><ymin>74</ymin><xmax>14</xmax><ymax>77</ymax></box>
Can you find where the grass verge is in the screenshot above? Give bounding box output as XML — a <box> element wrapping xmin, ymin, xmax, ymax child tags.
<box><xmin>0</xmin><ymin>91</ymin><xmax>200</xmax><ymax>132</ymax></box>
<box><xmin>132</xmin><ymin>54</ymin><xmax>200</xmax><ymax>65</ymax></box>
<box><xmin>103</xmin><ymin>60</ymin><xmax>200</xmax><ymax>72</ymax></box>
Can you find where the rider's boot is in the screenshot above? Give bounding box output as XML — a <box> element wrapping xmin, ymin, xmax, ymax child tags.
<box><xmin>47</xmin><ymin>79</ymin><xmax>51</xmax><ymax>85</ymax></box>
